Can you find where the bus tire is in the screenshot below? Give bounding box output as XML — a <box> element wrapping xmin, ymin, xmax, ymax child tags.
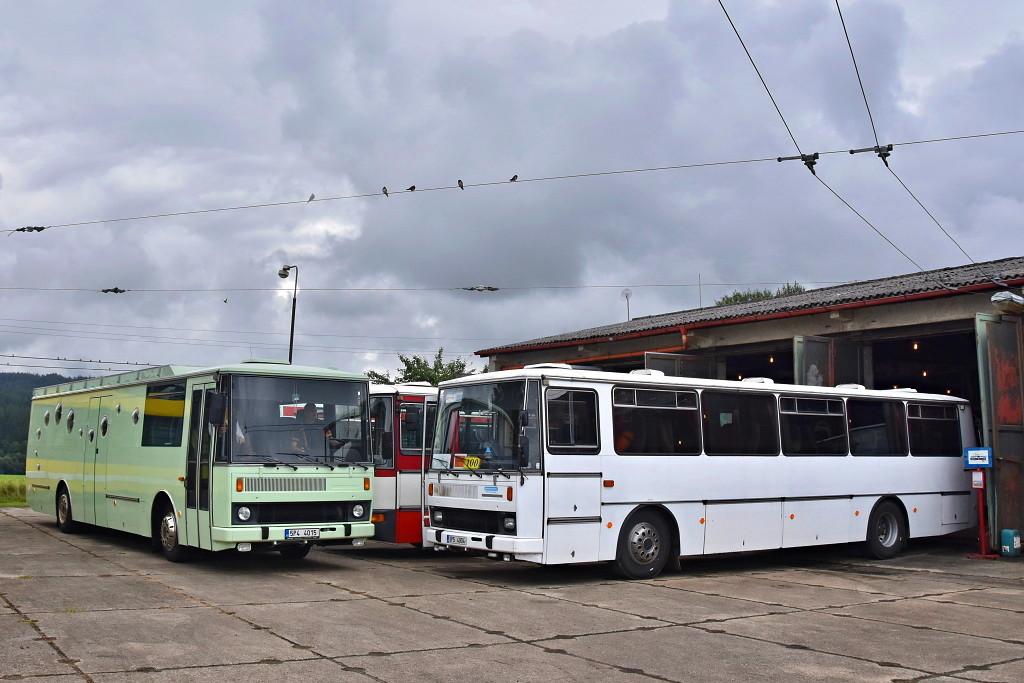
<box><xmin>278</xmin><ymin>544</ymin><xmax>312</xmax><ymax>560</ymax></box>
<box><xmin>614</xmin><ymin>510</ymin><xmax>670</xmax><ymax>579</ymax></box>
<box><xmin>156</xmin><ymin>503</ymin><xmax>189</xmax><ymax>563</ymax></box>
<box><xmin>55</xmin><ymin>485</ymin><xmax>78</xmax><ymax>533</ymax></box>
<box><xmin>865</xmin><ymin>500</ymin><xmax>907</xmax><ymax>560</ymax></box>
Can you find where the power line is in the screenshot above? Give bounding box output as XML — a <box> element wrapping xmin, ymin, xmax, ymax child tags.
<box><xmin>717</xmin><ymin>0</ymin><xmax>802</xmax><ymax>155</ymax></box>
<box><xmin>1</xmin><ymin>362</ymin><xmax>117</xmax><ymax>372</ymax></box>
<box><xmin>835</xmin><ymin>0</ymin><xmax>880</xmax><ymax>148</ymax></box>
<box><xmin>0</xmin><ymin>279</ymin><xmax>850</xmax><ymax>295</ymax></box>
<box><xmin>0</xmin><ymin>353</ymin><xmax>151</xmax><ymax>366</ymax></box>
<box><xmin>832</xmin><ymin>1</ymin><xmax>982</xmax><ymax>270</ymax></box>
<box><xmin>4</xmin><ymin>128</ymin><xmax>1023</xmax><ymax>238</ymax></box>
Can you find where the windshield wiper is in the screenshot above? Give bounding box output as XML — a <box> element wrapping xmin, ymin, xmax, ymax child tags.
<box><xmin>275</xmin><ymin>451</ymin><xmax>334</xmax><ymax>471</ymax></box>
<box><xmin>246</xmin><ymin>454</ymin><xmax>298</xmax><ymax>471</ymax></box>
<box><xmin>512</xmin><ymin>465</ymin><xmax>528</xmax><ymax>485</ymax></box>
<box><xmin>431</xmin><ymin>455</ymin><xmax>460</xmax><ymax>478</ymax></box>
<box><xmin>494</xmin><ymin>467</ymin><xmax>512</xmax><ymax>480</ymax></box>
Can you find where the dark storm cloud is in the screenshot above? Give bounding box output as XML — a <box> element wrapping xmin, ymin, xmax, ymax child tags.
<box><xmin>0</xmin><ymin>0</ymin><xmax>1021</xmax><ymax>376</ymax></box>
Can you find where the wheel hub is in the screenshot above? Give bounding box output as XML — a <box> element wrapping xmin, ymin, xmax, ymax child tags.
<box><xmin>877</xmin><ymin>511</ymin><xmax>899</xmax><ymax>548</ymax></box>
<box><xmin>628</xmin><ymin>522</ymin><xmax>661</xmax><ymax>564</ymax></box>
<box><xmin>161</xmin><ymin>513</ymin><xmax>177</xmax><ymax>551</ymax></box>
<box><xmin>58</xmin><ymin>494</ymin><xmax>69</xmax><ymax>525</ymax></box>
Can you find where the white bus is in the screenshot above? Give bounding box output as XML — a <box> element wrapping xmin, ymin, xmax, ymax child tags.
<box><xmin>423</xmin><ymin>365</ymin><xmax>975</xmax><ymax>578</ymax></box>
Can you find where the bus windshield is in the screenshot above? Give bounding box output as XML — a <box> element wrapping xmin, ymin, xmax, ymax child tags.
<box><xmin>432</xmin><ymin>380</ymin><xmax>541</xmax><ymax>472</ymax></box>
<box><xmin>227</xmin><ymin>375</ymin><xmax>369</xmax><ymax>466</ymax></box>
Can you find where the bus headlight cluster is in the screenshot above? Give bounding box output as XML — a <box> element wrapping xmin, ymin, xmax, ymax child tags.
<box><xmin>503</xmin><ymin>516</ymin><xmax>516</xmax><ymax>531</ymax></box>
<box><xmin>237</xmin><ymin>506</ymin><xmax>251</xmax><ymax>522</ymax></box>
<box><xmin>351</xmin><ymin>504</ymin><xmax>365</xmax><ymax>519</ymax></box>
<box><xmin>432</xmin><ymin>509</ymin><xmax>443</xmax><ymax>524</ymax></box>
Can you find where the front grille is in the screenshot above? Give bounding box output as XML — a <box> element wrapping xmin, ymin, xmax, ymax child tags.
<box><xmin>437</xmin><ymin>482</ymin><xmax>477</xmax><ymax>499</ymax></box>
<box><xmin>242</xmin><ymin>477</ymin><xmax>326</xmax><ymax>493</ymax></box>
<box><xmin>232</xmin><ymin>501</ymin><xmax>369</xmax><ymax>525</ymax></box>
<box><xmin>431</xmin><ymin>506</ymin><xmax>514</xmax><ymax>535</ymax></box>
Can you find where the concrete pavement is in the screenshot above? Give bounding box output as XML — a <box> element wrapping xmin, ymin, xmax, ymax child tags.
<box><xmin>1</xmin><ymin>507</ymin><xmax>1022</xmax><ymax>682</ymax></box>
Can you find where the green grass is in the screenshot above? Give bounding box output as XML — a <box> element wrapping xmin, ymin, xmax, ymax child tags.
<box><xmin>0</xmin><ymin>474</ymin><xmax>27</xmax><ymax>507</ymax></box>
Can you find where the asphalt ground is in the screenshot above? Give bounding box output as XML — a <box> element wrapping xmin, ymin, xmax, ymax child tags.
<box><xmin>2</xmin><ymin>507</ymin><xmax>1023</xmax><ymax>682</ymax></box>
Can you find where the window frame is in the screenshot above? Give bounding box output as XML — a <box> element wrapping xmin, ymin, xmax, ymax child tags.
<box><xmin>779</xmin><ymin>394</ymin><xmax>849</xmax><ymax>457</ymax></box>
<box><xmin>847</xmin><ymin>398</ymin><xmax>910</xmax><ymax>457</ymax></box>
<box><xmin>140</xmin><ymin>382</ymin><xmax>187</xmax><ymax>448</ymax></box>
<box><xmin>544</xmin><ymin>386</ymin><xmax>601</xmax><ymax>456</ymax></box>
<box><xmin>907</xmin><ymin>401</ymin><xmax>963</xmax><ymax>457</ymax></box>
<box><xmin>611</xmin><ymin>384</ymin><xmax>702</xmax><ymax>457</ymax></box>
<box><xmin>700</xmin><ymin>388</ymin><xmax>781</xmax><ymax>457</ymax></box>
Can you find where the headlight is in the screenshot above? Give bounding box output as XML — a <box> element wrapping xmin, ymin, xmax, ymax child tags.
<box><xmin>503</xmin><ymin>516</ymin><xmax>516</xmax><ymax>531</ymax></box>
<box><xmin>432</xmin><ymin>509</ymin><xmax>443</xmax><ymax>523</ymax></box>
<box><xmin>351</xmin><ymin>504</ymin><xmax>365</xmax><ymax>519</ymax></box>
<box><xmin>237</xmin><ymin>506</ymin><xmax>251</xmax><ymax>522</ymax></box>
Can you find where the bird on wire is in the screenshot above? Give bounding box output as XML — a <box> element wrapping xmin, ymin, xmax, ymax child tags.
<box><xmin>382</xmin><ymin>186</ymin><xmax>389</xmax><ymax>197</ymax></box>
<box><xmin>458</xmin><ymin>179</ymin><xmax>464</xmax><ymax>190</ymax></box>
<box><xmin>406</xmin><ymin>185</ymin><xmax>416</xmax><ymax>192</ymax></box>
<box><xmin>223</xmin><ymin>298</ymin><xmax>229</xmax><ymax>304</ymax></box>
<box><xmin>307</xmin><ymin>193</ymin><xmax>315</xmax><ymax>202</ymax></box>
<box><xmin>509</xmin><ymin>174</ymin><xmax>518</xmax><ymax>182</ymax></box>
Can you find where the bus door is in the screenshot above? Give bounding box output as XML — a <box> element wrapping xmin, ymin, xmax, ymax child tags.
<box><xmin>83</xmin><ymin>396</ymin><xmax>111</xmax><ymax>526</ymax></box>
<box><xmin>184</xmin><ymin>383</ymin><xmax>216</xmax><ymax>549</ymax></box>
<box><xmin>369</xmin><ymin>395</ymin><xmax>396</xmax><ymax>538</ymax></box>
<box><xmin>395</xmin><ymin>395</ymin><xmax>433</xmax><ymax>543</ymax></box>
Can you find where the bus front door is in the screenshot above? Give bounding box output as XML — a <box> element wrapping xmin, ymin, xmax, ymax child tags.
<box><xmin>184</xmin><ymin>384</ymin><xmax>215</xmax><ymax>549</ymax></box>
<box><xmin>83</xmin><ymin>396</ymin><xmax>110</xmax><ymax>527</ymax></box>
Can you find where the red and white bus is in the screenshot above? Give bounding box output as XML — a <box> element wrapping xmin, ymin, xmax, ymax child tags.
<box><xmin>369</xmin><ymin>383</ymin><xmax>438</xmax><ymax>543</ymax></box>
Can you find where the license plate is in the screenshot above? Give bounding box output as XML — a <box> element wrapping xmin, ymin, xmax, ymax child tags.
<box><xmin>285</xmin><ymin>528</ymin><xmax>320</xmax><ymax>539</ymax></box>
<box><xmin>446</xmin><ymin>534</ymin><xmax>467</xmax><ymax>545</ymax></box>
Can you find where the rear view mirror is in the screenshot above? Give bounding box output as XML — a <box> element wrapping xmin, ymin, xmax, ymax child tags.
<box><xmin>205</xmin><ymin>392</ymin><xmax>226</xmax><ymax>425</ymax></box>
<box><xmin>519</xmin><ymin>411</ymin><xmax>530</xmax><ymax>428</ymax></box>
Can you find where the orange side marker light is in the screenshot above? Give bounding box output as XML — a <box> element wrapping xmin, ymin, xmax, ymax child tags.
<box><xmin>789</xmin><ymin>513</ymin><xmax>796</xmax><ymax>520</ymax></box>
<box><xmin>363</xmin><ymin>477</ymin><xmax>371</xmax><ymax>491</ymax></box>
<box><xmin>854</xmin><ymin>510</ymin><xmax>860</xmax><ymax>516</ymax></box>
<box><xmin>603</xmin><ymin>480</ymin><xmax>614</xmax><ymax>488</ymax></box>
<box><xmin>505</xmin><ymin>487</ymin><xmax>513</xmax><ymax>501</ymax></box>
<box><xmin>699</xmin><ymin>517</ymin><xmax>705</xmax><ymax>525</ymax></box>
<box><xmin>235</xmin><ymin>478</ymin><xmax>243</xmax><ymax>492</ymax></box>
<box><xmin>371</xmin><ymin>513</ymin><xmax>384</xmax><ymax>524</ymax></box>
<box><xmin>428</xmin><ymin>483</ymin><xmax>434</xmax><ymax>496</ymax></box>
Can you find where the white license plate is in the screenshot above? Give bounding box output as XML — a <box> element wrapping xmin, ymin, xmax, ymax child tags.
<box><xmin>446</xmin><ymin>534</ymin><xmax>467</xmax><ymax>545</ymax></box>
<box><xmin>285</xmin><ymin>528</ymin><xmax>320</xmax><ymax>539</ymax></box>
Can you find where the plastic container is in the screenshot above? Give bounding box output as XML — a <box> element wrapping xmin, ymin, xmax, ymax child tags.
<box><xmin>1000</xmin><ymin>529</ymin><xmax>1021</xmax><ymax>557</ymax></box>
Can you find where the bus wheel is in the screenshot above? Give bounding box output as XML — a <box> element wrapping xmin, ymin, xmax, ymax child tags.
<box><xmin>615</xmin><ymin>511</ymin><xmax>669</xmax><ymax>579</ymax></box>
<box><xmin>278</xmin><ymin>544</ymin><xmax>312</xmax><ymax>560</ymax></box>
<box><xmin>865</xmin><ymin>500</ymin><xmax>907</xmax><ymax>560</ymax></box>
<box><xmin>55</xmin><ymin>486</ymin><xmax>78</xmax><ymax>533</ymax></box>
<box><xmin>157</xmin><ymin>505</ymin><xmax>189</xmax><ymax>563</ymax></box>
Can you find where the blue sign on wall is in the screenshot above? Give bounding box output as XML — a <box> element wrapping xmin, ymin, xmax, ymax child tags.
<box><xmin>963</xmin><ymin>447</ymin><xmax>993</xmax><ymax>469</ymax></box>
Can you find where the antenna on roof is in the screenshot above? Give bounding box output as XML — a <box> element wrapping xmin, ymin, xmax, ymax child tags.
<box><xmin>621</xmin><ymin>288</ymin><xmax>632</xmax><ymax>321</ymax></box>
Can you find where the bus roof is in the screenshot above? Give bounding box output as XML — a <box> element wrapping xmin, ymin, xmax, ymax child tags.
<box><xmin>32</xmin><ymin>361</ymin><xmax>367</xmax><ymax>399</ymax></box>
<box><xmin>369</xmin><ymin>382</ymin><xmax>439</xmax><ymax>397</ymax></box>
<box><xmin>436</xmin><ymin>366</ymin><xmax>967</xmax><ymax>403</ymax></box>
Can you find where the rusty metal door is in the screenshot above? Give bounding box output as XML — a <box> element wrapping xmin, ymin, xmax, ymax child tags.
<box><xmin>976</xmin><ymin>313</ymin><xmax>1024</xmax><ymax>540</ymax></box>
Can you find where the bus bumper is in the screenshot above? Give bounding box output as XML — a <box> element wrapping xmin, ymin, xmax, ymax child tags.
<box><xmin>424</xmin><ymin>526</ymin><xmax>543</xmax><ymax>556</ymax></box>
<box><xmin>211</xmin><ymin>522</ymin><xmax>375</xmax><ymax>550</ymax></box>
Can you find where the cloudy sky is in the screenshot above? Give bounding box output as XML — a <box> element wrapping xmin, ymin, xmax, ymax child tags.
<box><xmin>0</xmin><ymin>0</ymin><xmax>1021</xmax><ymax>376</ymax></box>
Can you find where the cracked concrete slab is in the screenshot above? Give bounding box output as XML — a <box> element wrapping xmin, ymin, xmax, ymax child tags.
<box><xmin>153</xmin><ymin>568</ymin><xmax>362</xmax><ymax>606</ymax></box>
<box><xmin>32</xmin><ymin>606</ymin><xmax>307</xmax><ymax>673</ymax></box>
<box><xmin>923</xmin><ymin>586</ymin><xmax>1024</xmax><ymax>612</ymax></box>
<box><xmin>400</xmin><ymin>588</ymin><xmax>668</xmax><ymax>641</ymax></box>
<box><xmin>537</xmin><ymin>625</ymin><xmax>921</xmax><ymax>682</ymax></box>
<box><xmin>955</xmin><ymin>657</ymin><xmax>1024</xmax><ymax>682</ymax></box>
<box><xmin>344</xmin><ymin>641</ymin><xmax>652</xmax><ymax>682</ymax></box>
<box><xmin>92</xmin><ymin>658</ymin><xmax>377</xmax><ymax>682</ymax></box>
<box><xmin>1</xmin><ymin>575</ymin><xmax>201</xmax><ymax>613</ymax></box>
<box><xmin>532</xmin><ymin>580</ymin><xmax>794</xmax><ymax>624</ymax></box>
<box><xmin>230</xmin><ymin>599</ymin><xmax>510</xmax><ymax>657</ymax></box>
<box><xmin>313</xmin><ymin>558</ymin><xmax>503</xmax><ymax>598</ymax></box>
<box><xmin>830</xmin><ymin>598</ymin><xmax>1024</xmax><ymax>643</ymax></box>
<box><xmin>712</xmin><ymin>610</ymin><xmax>1023</xmax><ymax>672</ymax></box>
<box><xmin>0</xmin><ymin>613</ymin><xmax>79</xmax><ymax>678</ymax></box>
<box><xmin>649</xmin><ymin>573</ymin><xmax>889</xmax><ymax>609</ymax></box>
<box><xmin>747</xmin><ymin>567</ymin><xmax>976</xmax><ymax>597</ymax></box>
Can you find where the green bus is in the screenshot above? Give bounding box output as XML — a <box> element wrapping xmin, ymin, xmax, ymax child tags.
<box><xmin>24</xmin><ymin>361</ymin><xmax>374</xmax><ymax>561</ymax></box>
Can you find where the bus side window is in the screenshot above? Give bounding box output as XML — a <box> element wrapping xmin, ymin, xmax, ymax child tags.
<box><xmin>702</xmin><ymin>390</ymin><xmax>779</xmax><ymax>456</ymax></box>
<box><xmin>612</xmin><ymin>387</ymin><xmax>701</xmax><ymax>455</ymax></box>
<box><xmin>908</xmin><ymin>403</ymin><xmax>961</xmax><ymax>456</ymax></box>
<box><xmin>780</xmin><ymin>396</ymin><xmax>848</xmax><ymax>456</ymax></box>
<box><xmin>141</xmin><ymin>383</ymin><xmax>186</xmax><ymax>447</ymax></box>
<box><xmin>546</xmin><ymin>389</ymin><xmax>600</xmax><ymax>455</ymax></box>
<box><xmin>848</xmin><ymin>399</ymin><xmax>908</xmax><ymax>456</ymax></box>
<box><xmin>369</xmin><ymin>397</ymin><xmax>394</xmax><ymax>468</ymax></box>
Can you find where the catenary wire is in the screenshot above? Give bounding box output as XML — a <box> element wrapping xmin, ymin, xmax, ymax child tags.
<box><xmin>4</xmin><ymin>129</ymin><xmax>1022</xmax><ymax>237</ymax></box>
<box><xmin>835</xmin><ymin>0</ymin><xmax>880</xmax><ymax>148</ymax></box>
<box><xmin>0</xmin><ymin>353</ymin><xmax>150</xmax><ymax>366</ymax></box>
<box><xmin>1</xmin><ymin>362</ymin><xmax>119</xmax><ymax>372</ymax></box>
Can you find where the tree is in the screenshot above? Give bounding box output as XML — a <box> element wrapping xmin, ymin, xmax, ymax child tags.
<box><xmin>714</xmin><ymin>282</ymin><xmax>805</xmax><ymax>307</ymax></box>
<box><xmin>367</xmin><ymin>348</ymin><xmax>474</xmax><ymax>386</ymax></box>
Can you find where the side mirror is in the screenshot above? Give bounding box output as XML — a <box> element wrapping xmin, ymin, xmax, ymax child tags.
<box><xmin>205</xmin><ymin>392</ymin><xmax>226</xmax><ymax>425</ymax></box>
<box><xmin>519</xmin><ymin>411</ymin><xmax>530</xmax><ymax>428</ymax></box>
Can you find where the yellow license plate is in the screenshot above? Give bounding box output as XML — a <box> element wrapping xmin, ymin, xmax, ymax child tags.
<box><xmin>464</xmin><ymin>456</ymin><xmax>481</xmax><ymax>469</ymax></box>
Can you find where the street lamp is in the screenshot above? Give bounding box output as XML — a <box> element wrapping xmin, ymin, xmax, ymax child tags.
<box><xmin>278</xmin><ymin>264</ymin><xmax>298</xmax><ymax>364</ymax></box>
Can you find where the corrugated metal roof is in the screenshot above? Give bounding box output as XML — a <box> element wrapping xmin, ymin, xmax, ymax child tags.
<box><xmin>478</xmin><ymin>256</ymin><xmax>1024</xmax><ymax>356</ymax></box>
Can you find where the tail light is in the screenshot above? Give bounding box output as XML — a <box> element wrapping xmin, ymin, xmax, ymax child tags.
<box><xmin>428</xmin><ymin>483</ymin><xmax>434</xmax><ymax>496</ymax></box>
<box><xmin>235</xmin><ymin>478</ymin><xmax>244</xmax><ymax>492</ymax></box>
<box><xmin>506</xmin><ymin>487</ymin><xmax>513</xmax><ymax>501</ymax></box>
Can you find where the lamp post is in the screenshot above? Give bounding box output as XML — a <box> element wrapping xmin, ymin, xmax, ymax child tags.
<box><xmin>278</xmin><ymin>264</ymin><xmax>298</xmax><ymax>364</ymax></box>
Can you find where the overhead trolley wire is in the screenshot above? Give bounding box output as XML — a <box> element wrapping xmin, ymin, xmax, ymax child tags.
<box><xmin>1</xmin><ymin>362</ymin><xmax>121</xmax><ymax>372</ymax></box>
<box><xmin>832</xmin><ymin>0</ymin><xmax>991</xmax><ymax>276</ymax></box>
<box><xmin>0</xmin><ymin>353</ymin><xmax>151</xmax><ymax>366</ymax></box>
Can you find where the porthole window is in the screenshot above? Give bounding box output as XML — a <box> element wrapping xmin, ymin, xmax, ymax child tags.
<box><xmin>88</xmin><ymin>429</ymin><xmax>95</xmax><ymax>443</ymax></box>
<box><xmin>100</xmin><ymin>416</ymin><xmax>109</xmax><ymax>438</ymax></box>
<box><xmin>36</xmin><ymin>428</ymin><xmax>42</xmax><ymax>440</ymax></box>
<box><xmin>132</xmin><ymin>408</ymin><xmax>140</xmax><ymax>425</ymax></box>
<box><xmin>55</xmin><ymin>403</ymin><xmax>63</xmax><ymax>423</ymax></box>
<box><xmin>116</xmin><ymin>404</ymin><xmax>122</xmax><ymax>414</ymax></box>
<box><xmin>44</xmin><ymin>411</ymin><xmax>51</xmax><ymax>426</ymax></box>
<box><xmin>66</xmin><ymin>410</ymin><xmax>75</xmax><ymax>433</ymax></box>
